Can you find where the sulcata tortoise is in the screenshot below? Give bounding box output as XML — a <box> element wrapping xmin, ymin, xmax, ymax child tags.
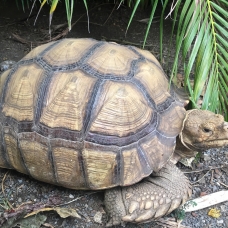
<box><xmin>0</xmin><ymin>38</ymin><xmax>228</xmax><ymax>226</ymax></box>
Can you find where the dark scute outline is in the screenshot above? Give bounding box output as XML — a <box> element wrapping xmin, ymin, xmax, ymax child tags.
<box><xmin>2</xmin><ymin>126</ymin><xmax>29</xmax><ymax>173</ymax></box>
<box><xmin>83</xmin><ymin>79</ymin><xmax>103</xmax><ymax>136</ymax></box>
<box><xmin>131</xmin><ymin>78</ymin><xmax>176</xmax><ymax>114</ymax></box>
<box><xmin>34</xmin><ymin>70</ymin><xmax>54</xmax><ymax>126</ymax></box>
<box><xmin>0</xmin><ymin>123</ymin><xmax>11</xmax><ymax>168</ymax></box>
<box><xmin>37</xmin><ymin>41</ymin><xmax>145</xmax><ymax>81</ymax></box>
<box><xmin>157</xmin><ymin>96</ymin><xmax>176</xmax><ymax>113</ymax></box>
<box><xmin>85</xmin><ymin>112</ymin><xmax>158</xmax><ymax>146</ymax></box>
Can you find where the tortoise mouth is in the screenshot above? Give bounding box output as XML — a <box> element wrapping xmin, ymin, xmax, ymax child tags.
<box><xmin>193</xmin><ymin>139</ymin><xmax>228</xmax><ymax>150</ymax></box>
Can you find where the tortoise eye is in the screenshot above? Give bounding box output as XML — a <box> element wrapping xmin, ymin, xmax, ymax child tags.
<box><xmin>203</xmin><ymin>128</ymin><xmax>211</xmax><ymax>133</ymax></box>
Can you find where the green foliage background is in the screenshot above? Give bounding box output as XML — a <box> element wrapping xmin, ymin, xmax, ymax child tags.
<box><xmin>10</xmin><ymin>0</ymin><xmax>228</xmax><ymax>119</ymax></box>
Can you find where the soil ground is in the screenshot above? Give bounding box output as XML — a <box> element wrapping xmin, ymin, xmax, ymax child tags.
<box><xmin>0</xmin><ymin>1</ymin><xmax>228</xmax><ymax>228</ymax></box>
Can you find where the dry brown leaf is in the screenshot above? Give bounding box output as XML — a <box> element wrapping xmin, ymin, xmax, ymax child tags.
<box><xmin>42</xmin><ymin>222</ymin><xmax>55</xmax><ymax>228</ymax></box>
<box><xmin>24</xmin><ymin>207</ymin><xmax>81</xmax><ymax>219</ymax></box>
<box><xmin>156</xmin><ymin>218</ymin><xmax>191</xmax><ymax>228</ymax></box>
<box><xmin>55</xmin><ymin>207</ymin><xmax>81</xmax><ymax>219</ymax></box>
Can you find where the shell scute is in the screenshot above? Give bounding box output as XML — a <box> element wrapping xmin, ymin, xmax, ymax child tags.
<box><xmin>158</xmin><ymin>103</ymin><xmax>186</xmax><ymax>137</ymax></box>
<box><xmin>51</xmin><ymin>138</ymin><xmax>86</xmax><ymax>189</ymax></box>
<box><xmin>131</xmin><ymin>46</ymin><xmax>161</xmax><ymax>67</ymax></box>
<box><xmin>18</xmin><ymin>132</ymin><xmax>55</xmax><ymax>184</ymax></box>
<box><xmin>22</xmin><ymin>41</ymin><xmax>55</xmax><ymax>60</ymax></box>
<box><xmin>89</xmin><ymin>80</ymin><xmax>153</xmax><ymax>138</ymax></box>
<box><xmin>139</xmin><ymin>132</ymin><xmax>176</xmax><ymax>172</ymax></box>
<box><xmin>3</xmin><ymin>63</ymin><xmax>45</xmax><ymax>122</ymax></box>
<box><xmin>4</xmin><ymin>127</ymin><xmax>28</xmax><ymax>174</ymax></box>
<box><xmin>40</xmin><ymin>70</ymin><xmax>97</xmax><ymax>131</ymax></box>
<box><xmin>83</xmin><ymin>142</ymin><xmax>119</xmax><ymax>189</ymax></box>
<box><xmin>134</xmin><ymin>61</ymin><xmax>170</xmax><ymax>107</ymax></box>
<box><xmin>85</xmin><ymin>42</ymin><xmax>139</xmax><ymax>78</ymax></box>
<box><xmin>121</xmin><ymin>145</ymin><xmax>152</xmax><ymax>186</ymax></box>
<box><xmin>41</xmin><ymin>38</ymin><xmax>98</xmax><ymax>66</ymax></box>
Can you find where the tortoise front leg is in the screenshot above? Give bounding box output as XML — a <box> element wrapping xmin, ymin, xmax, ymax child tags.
<box><xmin>105</xmin><ymin>187</ymin><xmax>126</xmax><ymax>227</ymax></box>
<box><xmin>105</xmin><ymin>161</ymin><xmax>192</xmax><ymax>226</ymax></box>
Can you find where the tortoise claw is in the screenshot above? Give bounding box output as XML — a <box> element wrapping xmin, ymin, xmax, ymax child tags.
<box><xmin>122</xmin><ymin>211</ymin><xmax>138</xmax><ymax>222</ymax></box>
<box><xmin>134</xmin><ymin>209</ymin><xmax>155</xmax><ymax>222</ymax></box>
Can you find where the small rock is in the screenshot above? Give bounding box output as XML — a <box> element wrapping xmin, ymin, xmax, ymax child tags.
<box><xmin>214</xmin><ymin>174</ymin><xmax>221</xmax><ymax>179</ymax></box>
<box><xmin>203</xmin><ymin>154</ymin><xmax>211</xmax><ymax>162</ymax></box>
<box><xmin>200</xmin><ymin>191</ymin><xmax>207</xmax><ymax>197</ymax></box>
<box><xmin>69</xmin><ymin>194</ymin><xmax>74</xmax><ymax>199</ymax></box>
<box><xmin>197</xmin><ymin>163</ymin><xmax>204</xmax><ymax>168</ymax></box>
<box><xmin>222</xmin><ymin>167</ymin><xmax>228</xmax><ymax>174</ymax></box>
<box><xmin>217</xmin><ymin>219</ymin><xmax>223</xmax><ymax>224</ymax></box>
<box><xmin>220</xmin><ymin>205</ymin><xmax>226</xmax><ymax>212</ymax></box>
<box><xmin>90</xmin><ymin>210</ymin><xmax>97</xmax><ymax>216</ymax></box>
<box><xmin>214</xmin><ymin>168</ymin><xmax>222</xmax><ymax>176</ymax></box>
<box><xmin>93</xmin><ymin>211</ymin><xmax>103</xmax><ymax>224</ymax></box>
<box><xmin>18</xmin><ymin>197</ymin><xmax>22</xmax><ymax>203</ymax></box>
<box><xmin>224</xmin><ymin>218</ymin><xmax>228</xmax><ymax>227</ymax></box>
<box><xmin>212</xmin><ymin>185</ymin><xmax>218</xmax><ymax>192</ymax></box>
<box><xmin>191</xmin><ymin>212</ymin><xmax>198</xmax><ymax>217</ymax></box>
<box><xmin>0</xmin><ymin>60</ymin><xmax>16</xmax><ymax>71</ymax></box>
<box><xmin>198</xmin><ymin>173</ymin><xmax>206</xmax><ymax>184</ymax></box>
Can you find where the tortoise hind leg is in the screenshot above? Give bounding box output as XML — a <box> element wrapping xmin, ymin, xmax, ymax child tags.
<box><xmin>105</xmin><ymin>161</ymin><xmax>192</xmax><ymax>226</ymax></box>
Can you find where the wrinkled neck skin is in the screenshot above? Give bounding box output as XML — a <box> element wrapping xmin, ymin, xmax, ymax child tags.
<box><xmin>174</xmin><ymin>136</ymin><xmax>198</xmax><ymax>161</ymax></box>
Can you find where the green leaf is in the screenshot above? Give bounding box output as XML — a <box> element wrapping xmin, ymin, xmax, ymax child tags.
<box><xmin>125</xmin><ymin>0</ymin><xmax>141</xmax><ymax>35</ymax></box>
<box><xmin>170</xmin><ymin>1</ymin><xmax>194</xmax><ymax>80</ymax></box>
<box><xmin>214</xmin><ymin>23</ymin><xmax>228</xmax><ymax>38</ymax></box>
<box><xmin>82</xmin><ymin>0</ymin><xmax>90</xmax><ymax>33</ymax></box>
<box><xmin>159</xmin><ymin>0</ymin><xmax>169</xmax><ymax>62</ymax></box>
<box><xmin>216</xmin><ymin>34</ymin><xmax>228</xmax><ymax>48</ymax></box>
<box><xmin>212</xmin><ymin>12</ymin><xmax>228</xmax><ymax>27</ymax></box>
<box><xmin>49</xmin><ymin>0</ymin><xmax>59</xmax><ymax>34</ymax></box>
<box><xmin>142</xmin><ymin>0</ymin><xmax>159</xmax><ymax>48</ymax></box>
<box><xmin>171</xmin><ymin>0</ymin><xmax>228</xmax><ymax>118</ymax></box>
<box><xmin>65</xmin><ymin>0</ymin><xmax>74</xmax><ymax>31</ymax></box>
<box><xmin>211</xmin><ymin>1</ymin><xmax>228</xmax><ymax>17</ymax></box>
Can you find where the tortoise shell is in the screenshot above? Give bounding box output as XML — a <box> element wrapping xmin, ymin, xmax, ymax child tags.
<box><xmin>0</xmin><ymin>38</ymin><xmax>185</xmax><ymax>190</ymax></box>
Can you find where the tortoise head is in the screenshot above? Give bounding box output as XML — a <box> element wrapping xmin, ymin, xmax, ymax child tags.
<box><xmin>180</xmin><ymin>109</ymin><xmax>228</xmax><ymax>151</ymax></box>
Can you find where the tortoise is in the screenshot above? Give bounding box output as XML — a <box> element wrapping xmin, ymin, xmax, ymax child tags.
<box><xmin>0</xmin><ymin>38</ymin><xmax>228</xmax><ymax>226</ymax></box>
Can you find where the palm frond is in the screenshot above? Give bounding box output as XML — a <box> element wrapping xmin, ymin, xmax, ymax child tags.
<box><xmin>172</xmin><ymin>0</ymin><xmax>228</xmax><ymax>118</ymax></box>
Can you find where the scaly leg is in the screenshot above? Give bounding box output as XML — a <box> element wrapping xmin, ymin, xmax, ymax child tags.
<box><xmin>105</xmin><ymin>161</ymin><xmax>192</xmax><ymax>226</ymax></box>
